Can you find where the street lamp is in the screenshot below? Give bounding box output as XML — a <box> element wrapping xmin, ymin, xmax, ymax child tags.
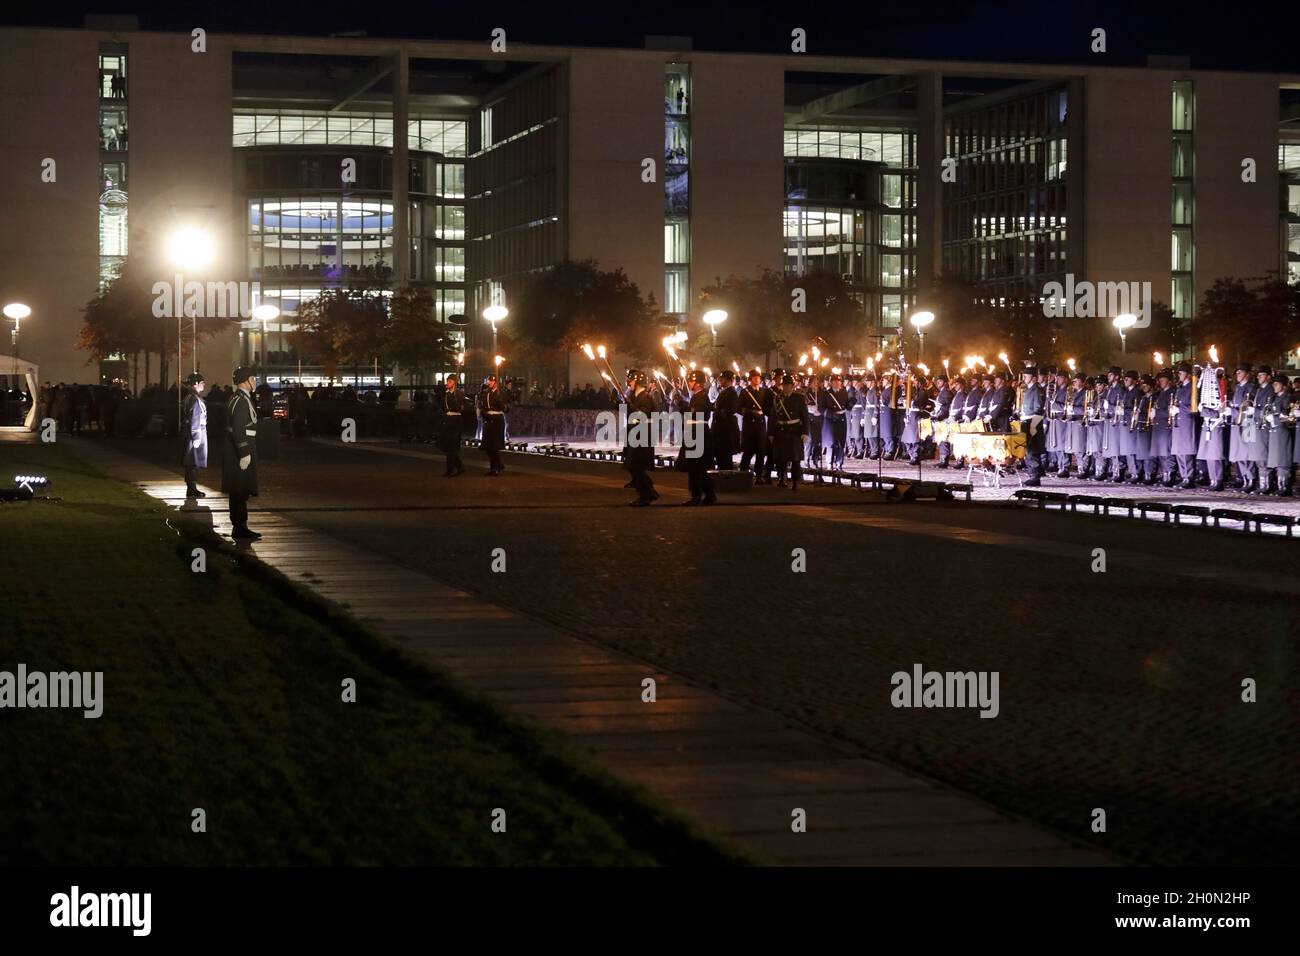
<box><xmin>1113</xmin><ymin>313</ymin><xmax>1137</xmax><ymax>354</ymax></box>
<box><xmin>909</xmin><ymin>310</ymin><xmax>935</xmax><ymax>364</ymax></box>
<box><xmin>703</xmin><ymin>308</ymin><xmax>728</xmax><ymax>365</ymax></box>
<box><xmin>4</xmin><ymin>302</ymin><xmax>31</xmax><ymax>356</ymax></box>
<box><xmin>482</xmin><ymin>303</ymin><xmax>508</xmax><ymax>354</ymax></box>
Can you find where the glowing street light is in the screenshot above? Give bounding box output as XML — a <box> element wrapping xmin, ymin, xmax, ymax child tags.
<box><xmin>703</xmin><ymin>308</ymin><xmax>727</xmax><ymax>365</ymax></box>
<box><xmin>909</xmin><ymin>310</ymin><xmax>935</xmax><ymax>363</ymax></box>
<box><xmin>1113</xmin><ymin>312</ymin><xmax>1137</xmax><ymax>353</ymax></box>
<box><xmin>482</xmin><ymin>303</ymin><xmax>508</xmax><ymax>353</ymax></box>
<box><xmin>4</xmin><ymin>302</ymin><xmax>31</xmax><ymax>356</ymax></box>
<box><xmin>167</xmin><ymin>227</ymin><xmax>215</xmax><ymax>272</ymax></box>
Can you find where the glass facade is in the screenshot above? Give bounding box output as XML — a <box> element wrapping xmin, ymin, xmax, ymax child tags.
<box><xmin>1171</xmin><ymin>81</ymin><xmax>1195</xmax><ymax>320</ymax></box>
<box><xmin>784</xmin><ymin>128</ymin><xmax>916</xmax><ymax>328</ymax></box>
<box><xmin>1280</xmin><ymin>143</ymin><xmax>1300</xmax><ymax>284</ymax></box>
<box><xmin>942</xmin><ymin>85</ymin><xmax>1071</xmax><ymax>309</ymax></box>
<box><xmin>98</xmin><ymin>45</ymin><xmax>129</xmax><ymax>289</ymax></box>
<box><xmin>233</xmin><ymin>110</ymin><xmax>468</xmax><ymax>155</ymax></box>
<box><xmin>665</xmin><ymin>63</ymin><xmax>691</xmax><ymax>322</ymax></box>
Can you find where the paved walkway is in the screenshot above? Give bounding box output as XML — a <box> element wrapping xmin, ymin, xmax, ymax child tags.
<box><xmin>59</xmin><ymin>437</ymin><xmax>1112</xmax><ymax>866</ymax></box>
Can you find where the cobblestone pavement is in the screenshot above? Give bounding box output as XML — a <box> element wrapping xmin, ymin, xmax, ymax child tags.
<box><xmin>83</xmin><ymin>434</ymin><xmax>1300</xmax><ymax>865</ymax></box>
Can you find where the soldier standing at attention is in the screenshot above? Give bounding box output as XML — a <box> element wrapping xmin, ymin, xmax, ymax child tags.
<box><xmin>1196</xmin><ymin>367</ymin><xmax>1230</xmax><ymax>492</ymax></box>
<box><xmin>222</xmin><ymin>366</ymin><xmax>261</xmax><ymax>540</ymax></box>
<box><xmin>805</xmin><ymin>373</ymin><xmax>825</xmax><ymax>478</ymax></box>
<box><xmin>879</xmin><ymin>371</ymin><xmax>899</xmax><ymax>460</ymax></box>
<box><xmin>771</xmin><ymin>374</ymin><xmax>809</xmax><ymax>490</ymax></box>
<box><xmin>1227</xmin><ymin>363</ymin><xmax>1258</xmax><ymax>492</ymax></box>
<box><xmin>1131</xmin><ymin>374</ymin><xmax>1158</xmax><ymax>484</ymax></box>
<box><xmin>1101</xmin><ymin>366</ymin><xmax>1126</xmax><ymax>482</ymax></box>
<box><xmin>182</xmin><ymin>372</ymin><xmax>208</xmax><ymax>499</ymax></box>
<box><xmin>1150</xmin><ymin>368</ymin><xmax>1176</xmax><ymax>486</ymax></box>
<box><xmin>711</xmin><ymin>368</ymin><xmax>739</xmax><ymax>469</ymax></box>
<box><xmin>679</xmin><ymin>370</ymin><xmax>717</xmax><ymax>505</ymax></box>
<box><xmin>624</xmin><ymin>369</ymin><xmax>659</xmax><ymax>506</ymax></box>
<box><xmin>1117</xmin><ymin>370</ymin><xmax>1142</xmax><ymax>484</ymax></box>
<box><xmin>1263</xmin><ymin>373</ymin><xmax>1294</xmax><ymax>496</ymax></box>
<box><xmin>1171</xmin><ymin>361</ymin><xmax>1199</xmax><ymax>488</ymax></box>
<box><xmin>860</xmin><ymin>372</ymin><xmax>881</xmax><ymax>460</ymax></box>
<box><xmin>820</xmin><ymin>372</ymin><xmax>850</xmax><ymax>472</ymax></box>
<box><xmin>481</xmin><ymin>374</ymin><xmax>508</xmax><ymax>476</ymax></box>
<box><xmin>846</xmin><ymin>374</ymin><xmax>863</xmax><ymax>459</ymax></box>
<box><xmin>737</xmin><ymin>368</ymin><xmax>771</xmax><ymax>484</ymax></box>
<box><xmin>1018</xmin><ymin>366</ymin><xmax>1046</xmax><ymax>485</ymax></box>
<box><xmin>438</xmin><ymin>373</ymin><xmax>466</xmax><ymax>477</ymax></box>
<box><xmin>938</xmin><ymin>374</ymin><xmax>960</xmax><ymax>468</ymax></box>
<box><xmin>1247</xmin><ymin>366</ymin><xmax>1274</xmax><ymax>493</ymax></box>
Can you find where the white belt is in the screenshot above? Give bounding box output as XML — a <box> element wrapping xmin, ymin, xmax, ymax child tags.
<box><xmin>244</xmin><ymin>428</ymin><xmax>257</xmax><ymax>436</ymax></box>
<box><xmin>444</xmin><ymin>412</ymin><xmax>461</xmax><ymax>416</ymax></box>
<box><xmin>779</xmin><ymin>419</ymin><xmax>800</xmax><ymax>425</ymax></box>
<box><xmin>484</xmin><ymin>410</ymin><xmax>504</xmax><ymax>415</ymax></box>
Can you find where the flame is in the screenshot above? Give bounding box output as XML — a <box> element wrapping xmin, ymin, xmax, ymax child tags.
<box><xmin>1154</xmin><ymin>351</ymin><xmax>1163</xmax><ymax>366</ymax></box>
<box><xmin>874</xmin><ymin>352</ymin><xmax>883</xmax><ymax>362</ymax></box>
<box><xmin>494</xmin><ymin>355</ymin><xmax>504</xmax><ymax>367</ymax></box>
<box><xmin>831</xmin><ymin>366</ymin><xmax>842</xmax><ymax>375</ymax></box>
<box><xmin>703</xmin><ymin>366</ymin><xmax>711</xmax><ymax>376</ymax></box>
<box><xmin>689</xmin><ymin>361</ymin><xmax>697</xmax><ymax>370</ymax></box>
<box><xmin>596</xmin><ymin>344</ymin><xmax>607</xmax><ymax>359</ymax></box>
<box><xmin>798</xmin><ymin>352</ymin><xmax>808</xmax><ymax>366</ymax></box>
<box><xmin>820</xmin><ymin>357</ymin><xmax>829</xmax><ymax>367</ymax></box>
<box><xmin>918</xmin><ymin>363</ymin><xmax>929</xmax><ymax>375</ymax></box>
<box><xmin>732</xmin><ymin>361</ymin><xmax>741</xmax><ymax>373</ymax></box>
<box><xmin>942</xmin><ymin>358</ymin><xmax>949</xmax><ymax>370</ymax></box>
<box><xmin>582</xmin><ymin>343</ymin><xmax>595</xmax><ymax>360</ymax></box>
<box><xmin>811</xmin><ymin>346</ymin><xmax>821</xmax><ymax>361</ymax></box>
<box><xmin>866</xmin><ymin>358</ymin><xmax>875</xmax><ymax>371</ymax></box>
<box><xmin>1208</xmin><ymin>344</ymin><xmax>1219</xmax><ymax>364</ymax></box>
<box><xmin>674</xmin><ymin>330</ymin><xmax>688</xmax><ymax>344</ymax></box>
<box><xmin>1067</xmin><ymin>357</ymin><xmax>1076</xmax><ymax>372</ymax></box>
<box><xmin>756</xmin><ymin>366</ymin><xmax>763</xmax><ymax>373</ymax></box>
<box><xmin>959</xmin><ymin>366</ymin><xmax>968</xmax><ymax>374</ymax></box>
<box><xmin>998</xmin><ymin>352</ymin><xmax>1009</xmax><ymax>363</ymax></box>
<box><xmin>457</xmin><ymin>351</ymin><xmax>465</xmax><ymax>365</ymax></box>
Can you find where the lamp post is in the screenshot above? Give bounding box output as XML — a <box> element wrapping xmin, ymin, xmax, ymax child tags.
<box><xmin>483</xmin><ymin>303</ymin><xmax>508</xmax><ymax>356</ymax></box>
<box><xmin>4</xmin><ymin>302</ymin><xmax>31</xmax><ymax>360</ymax></box>
<box><xmin>1113</xmin><ymin>313</ymin><xmax>1137</xmax><ymax>354</ymax></box>
<box><xmin>909</xmin><ymin>310</ymin><xmax>934</xmax><ymax>365</ymax></box>
<box><xmin>702</xmin><ymin>308</ymin><xmax>727</xmax><ymax>367</ymax></box>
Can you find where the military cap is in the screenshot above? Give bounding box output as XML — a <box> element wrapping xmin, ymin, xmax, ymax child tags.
<box><xmin>1072</xmin><ymin>370</ymin><xmax>1087</xmax><ymax>381</ymax></box>
<box><xmin>184</xmin><ymin>372</ymin><xmax>205</xmax><ymax>386</ymax></box>
<box><xmin>1140</xmin><ymin>373</ymin><xmax>1156</xmax><ymax>387</ymax></box>
<box><xmin>626</xmin><ymin>368</ymin><xmax>647</xmax><ymax>385</ymax></box>
<box><xmin>1108</xmin><ymin>366</ymin><xmax>1122</xmax><ymax>376</ymax></box>
<box><xmin>1124</xmin><ymin>369</ymin><xmax>1139</xmax><ymax>379</ymax></box>
<box><xmin>1235</xmin><ymin>363</ymin><xmax>1253</xmax><ymax>374</ymax></box>
<box><xmin>1022</xmin><ymin>365</ymin><xmax>1038</xmax><ymax>375</ymax></box>
<box><xmin>934</xmin><ymin>372</ymin><xmax>949</xmax><ymax>383</ymax></box>
<box><xmin>1175</xmin><ymin>360</ymin><xmax>1193</xmax><ymax>374</ymax></box>
<box><xmin>748</xmin><ymin>368</ymin><xmax>763</xmax><ymax>378</ymax></box>
<box><xmin>1044</xmin><ymin>365</ymin><xmax>1057</xmax><ymax>375</ymax></box>
<box><xmin>232</xmin><ymin>365</ymin><xmax>258</xmax><ymax>384</ymax></box>
<box><xmin>686</xmin><ymin>369</ymin><xmax>707</xmax><ymax>386</ymax></box>
<box><xmin>1256</xmin><ymin>364</ymin><xmax>1273</xmax><ymax>375</ymax></box>
<box><xmin>864</xmin><ymin>371</ymin><xmax>877</xmax><ymax>381</ymax></box>
<box><xmin>1275</xmin><ymin>373</ymin><xmax>1291</xmax><ymax>386</ymax></box>
<box><xmin>781</xmin><ymin>373</ymin><xmax>795</xmax><ymax>385</ymax></box>
<box><xmin>1156</xmin><ymin>367</ymin><xmax>1174</xmax><ymax>381</ymax></box>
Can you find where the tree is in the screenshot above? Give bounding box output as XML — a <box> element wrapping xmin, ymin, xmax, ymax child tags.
<box><xmin>1189</xmin><ymin>276</ymin><xmax>1299</xmax><ymax>367</ymax></box>
<box><xmin>383</xmin><ymin>285</ymin><xmax>459</xmax><ymax>381</ymax></box>
<box><xmin>513</xmin><ymin>259</ymin><xmax>660</xmax><ymax>362</ymax></box>
<box><xmin>292</xmin><ymin>287</ymin><xmax>389</xmax><ymax>381</ymax></box>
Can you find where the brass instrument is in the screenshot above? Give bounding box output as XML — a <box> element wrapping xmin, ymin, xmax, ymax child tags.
<box><xmin>1166</xmin><ymin>385</ymin><xmax>1176</xmax><ymax>427</ymax></box>
<box><xmin>1147</xmin><ymin>390</ymin><xmax>1157</xmax><ymax>428</ymax></box>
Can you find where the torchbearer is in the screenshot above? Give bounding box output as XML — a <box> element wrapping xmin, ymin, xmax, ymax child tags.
<box><xmin>481</xmin><ymin>374</ymin><xmax>509</xmax><ymax>476</ymax></box>
<box><xmin>182</xmin><ymin>372</ymin><xmax>208</xmax><ymax>499</ymax></box>
<box><xmin>222</xmin><ymin>366</ymin><xmax>261</xmax><ymax>540</ymax></box>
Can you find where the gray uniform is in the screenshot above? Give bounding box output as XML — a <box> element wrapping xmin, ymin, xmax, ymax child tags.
<box><xmin>1227</xmin><ymin>379</ymin><xmax>1258</xmax><ymax>489</ymax></box>
<box><xmin>1263</xmin><ymin>388</ymin><xmax>1294</xmax><ymax>492</ymax></box>
<box><xmin>1196</xmin><ymin>378</ymin><xmax>1229</xmax><ymax>487</ymax></box>
<box><xmin>1170</xmin><ymin>378</ymin><xmax>1198</xmax><ymax>484</ymax></box>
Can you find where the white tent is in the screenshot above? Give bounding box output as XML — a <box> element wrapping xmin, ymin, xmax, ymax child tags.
<box><xmin>0</xmin><ymin>354</ymin><xmax>39</xmax><ymax>429</ymax></box>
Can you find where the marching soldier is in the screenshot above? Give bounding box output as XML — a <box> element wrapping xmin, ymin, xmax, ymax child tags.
<box><xmin>481</xmin><ymin>374</ymin><xmax>509</xmax><ymax>476</ymax></box>
<box><xmin>438</xmin><ymin>373</ymin><xmax>467</xmax><ymax>476</ymax></box>
<box><xmin>737</xmin><ymin>368</ymin><xmax>772</xmax><ymax>484</ymax></box>
<box><xmin>679</xmin><ymin>369</ymin><xmax>717</xmax><ymax>505</ymax></box>
<box><xmin>1263</xmin><ymin>373</ymin><xmax>1294</xmax><ymax>496</ymax></box>
<box><xmin>1018</xmin><ymin>366</ymin><xmax>1046</xmax><ymax>485</ymax></box>
<box><xmin>182</xmin><ymin>372</ymin><xmax>208</xmax><ymax>499</ymax></box>
<box><xmin>1150</xmin><ymin>368</ymin><xmax>1176</xmax><ymax>486</ymax></box>
<box><xmin>820</xmin><ymin>372</ymin><xmax>851</xmax><ymax>473</ymax></box>
<box><xmin>771</xmin><ymin>373</ymin><xmax>810</xmax><ymax>489</ymax></box>
<box><xmin>1227</xmin><ymin>363</ymin><xmax>1258</xmax><ymax>491</ymax></box>
<box><xmin>1171</xmin><ymin>361</ymin><xmax>1198</xmax><ymax>488</ymax></box>
<box><xmin>221</xmin><ymin>366</ymin><xmax>261</xmax><ymax>540</ymax></box>
<box><xmin>711</xmin><ymin>368</ymin><xmax>739</xmax><ymax>470</ymax></box>
<box><xmin>624</xmin><ymin>369</ymin><xmax>659</xmax><ymax>506</ymax></box>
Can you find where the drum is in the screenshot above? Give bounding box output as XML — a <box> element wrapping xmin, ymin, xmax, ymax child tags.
<box><xmin>949</xmin><ymin>431</ymin><xmax>1027</xmax><ymax>461</ymax></box>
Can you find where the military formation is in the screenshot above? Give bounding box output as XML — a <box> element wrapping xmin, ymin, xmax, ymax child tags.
<box><xmin>618</xmin><ymin>360</ymin><xmax>1297</xmax><ymax>498</ymax></box>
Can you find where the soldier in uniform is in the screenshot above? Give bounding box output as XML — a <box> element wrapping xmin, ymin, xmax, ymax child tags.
<box><xmin>438</xmin><ymin>373</ymin><xmax>467</xmax><ymax>476</ymax></box>
<box><xmin>1116</xmin><ymin>370</ymin><xmax>1142</xmax><ymax>483</ymax></box>
<box><xmin>1150</xmin><ymin>368</ymin><xmax>1176</xmax><ymax>485</ymax></box>
<box><xmin>860</xmin><ymin>373</ymin><xmax>882</xmax><ymax>459</ymax></box>
<box><xmin>963</xmin><ymin>372</ymin><xmax>984</xmax><ymax>432</ymax></box>
<box><xmin>711</xmin><ymin>369</ymin><xmax>739</xmax><ymax>470</ymax></box>
<box><xmin>679</xmin><ymin>369</ymin><xmax>717</xmax><ymax>505</ymax></box>
<box><xmin>983</xmin><ymin>371</ymin><xmax>1014</xmax><ymax>432</ymax></box>
<box><xmin>221</xmin><ymin>366</ymin><xmax>261</xmax><ymax>540</ymax></box>
<box><xmin>1263</xmin><ymin>373</ymin><xmax>1294</xmax><ymax>496</ymax></box>
<box><xmin>1101</xmin><ymin>366</ymin><xmax>1126</xmax><ymax>482</ymax></box>
<box><xmin>846</xmin><ymin>375</ymin><xmax>864</xmax><ymax>459</ymax></box>
<box><xmin>737</xmin><ymin>368</ymin><xmax>772</xmax><ymax>484</ymax></box>
<box><xmin>1227</xmin><ymin>363</ymin><xmax>1258</xmax><ymax>491</ymax></box>
<box><xmin>1081</xmin><ymin>376</ymin><xmax>1107</xmax><ymax>480</ymax></box>
<box><xmin>820</xmin><ymin>372</ymin><xmax>850</xmax><ymax>473</ymax></box>
<box><xmin>901</xmin><ymin>372</ymin><xmax>929</xmax><ymax>464</ymax></box>
<box><xmin>932</xmin><ymin>373</ymin><xmax>954</xmax><ymax>468</ymax></box>
<box><xmin>1018</xmin><ymin>366</ymin><xmax>1046</xmax><ymax>485</ymax></box>
<box><xmin>1062</xmin><ymin>371</ymin><xmax>1088</xmax><ymax>477</ymax></box>
<box><xmin>1246</xmin><ymin>366</ymin><xmax>1273</xmax><ymax>493</ymax></box>
<box><xmin>1196</xmin><ymin>367</ymin><xmax>1230</xmax><ymax>491</ymax></box>
<box><xmin>624</xmin><ymin>369</ymin><xmax>659</xmax><ymax>506</ymax></box>
<box><xmin>480</xmin><ymin>374</ymin><xmax>509</xmax><ymax>476</ymax></box>
<box><xmin>879</xmin><ymin>372</ymin><xmax>899</xmax><ymax>459</ymax></box>
<box><xmin>770</xmin><ymin>373</ymin><xmax>809</xmax><ymax>489</ymax></box>
<box><xmin>1170</xmin><ymin>361</ymin><xmax>1199</xmax><ymax>488</ymax></box>
<box><xmin>1046</xmin><ymin>368</ymin><xmax>1068</xmax><ymax>474</ymax></box>
<box><xmin>1131</xmin><ymin>374</ymin><xmax>1158</xmax><ymax>484</ymax></box>
<box><xmin>182</xmin><ymin>372</ymin><xmax>208</xmax><ymax>499</ymax></box>
<box><xmin>805</xmin><ymin>373</ymin><xmax>825</xmax><ymax>477</ymax></box>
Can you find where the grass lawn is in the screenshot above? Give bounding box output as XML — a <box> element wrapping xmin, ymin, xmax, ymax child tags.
<box><xmin>0</xmin><ymin>440</ymin><xmax>748</xmax><ymax>866</ymax></box>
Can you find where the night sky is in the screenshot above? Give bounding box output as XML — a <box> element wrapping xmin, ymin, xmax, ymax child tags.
<box><xmin>4</xmin><ymin>1</ymin><xmax>1300</xmax><ymax>74</ymax></box>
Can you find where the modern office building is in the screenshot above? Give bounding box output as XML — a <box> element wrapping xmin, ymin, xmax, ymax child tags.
<box><xmin>2</xmin><ymin>20</ymin><xmax>1297</xmax><ymax>388</ymax></box>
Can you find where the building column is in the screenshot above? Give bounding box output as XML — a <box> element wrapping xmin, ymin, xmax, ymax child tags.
<box><xmin>915</xmin><ymin>70</ymin><xmax>944</xmax><ymax>304</ymax></box>
<box><xmin>392</xmin><ymin>47</ymin><xmax>409</xmax><ymax>286</ymax></box>
<box><xmin>1066</xmin><ymin>76</ymin><xmax>1086</xmax><ymax>280</ymax></box>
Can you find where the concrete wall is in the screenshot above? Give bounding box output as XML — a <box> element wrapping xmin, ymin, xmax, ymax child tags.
<box><xmin>0</xmin><ymin>30</ymin><xmax>101</xmax><ymax>385</ymax></box>
<box><xmin>688</xmin><ymin>56</ymin><xmax>784</xmax><ymax>300</ymax></box>
<box><xmin>565</xmin><ymin>50</ymin><xmax>663</xmax><ymax>310</ymax></box>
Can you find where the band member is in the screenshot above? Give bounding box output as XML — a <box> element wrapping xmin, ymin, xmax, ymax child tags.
<box><xmin>1116</xmin><ymin>370</ymin><xmax>1142</xmax><ymax>483</ymax></box>
<box><xmin>941</xmin><ymin>374</ymin><xmax>963</xmax><ymax>467</ymax></box>
<box><xmin>901</xmin><ymin>373</ymin><xmax>929</xmax><ymax>464</ymax></box>
<box><xmin>879</xmin><ymin>372</ymin><xmax>899</xmax><ymax>459</ymax></box>
<box><xmin>1018</xmin><ymin>366</ymin><xmax>1046</xmax><ymax>485</ymax></box>
<box><xmin>624</xmin><ymin>369</ymin><xmax>659</xmax><ymax>506</ymax></box>
<box><xmin>963</xmin><ymin>373</ymin><xmax>985</xmax><ymax>431</ymax></box>
<box><xmin>983</xmin><ymin>371</ymin><xmax>1014</xmax><ymax>432</ymax></box>
<box><xmin>805</xmin><ymin>373</ymin><xmax>825</xmax><ymax>476</ymax></box>
<box><xmin>819</xmin><ymin>372</ymin><xmax>850</xmax><ymax>472</ymax></box>
<box><xmin>481</xmin><ymin>374</ymin><xmax>508</xmax><ymax>476</ymax></box>
<box><xmin>438</xmin><ymin>374</ymin><xmax>467</xmax><ymax>476</ymax></box>
<box><xmin>846</xmin><ymin>375</ymin><xmax>864</xmax><ymax>459</ymax></box>
<box><xmin>861</xmin><ymin>373</ymin><xmax>882</xmax><ymax>459</ymax></box>
<box><xmin>771</xmin><ymin>373</ymin><xmax>810</xmax><ymax>489</ymax></box>
<box><xmin>182</xmin><ymin>372</ymin><xmax>208</xmax><ymax>498</ymax></box>
<box><xmin>1247</xmin><ymin>366</ymin><xmax>1273</xmax><ymax>493</ymax></box>
<box><xmin>221</xmin><ymin>366</ymin><xmax>261</xmax><ymax>540</ymax></box>
<box><xmin>679</xmin><ymin>369</ymin><xmax>717</xmax><ymax>505</ymax></box>
<box><xmin>1171</xmin><ymin>361</ymin><xmax>1198</xmax><ymax>488</ymax></box>
<box><xmin>1263</xmin><ymin>373</ymin><xmax>1294</xmax><ymax>496</ymax></box>
<box><xmin>737</xmin><ymin>368</ymin><xmax>772</xmax><ymax>484</ymax></box>
<box><xmin>1196</xmin><ymin>368</ymin><xmax>1229</xmax><ymax>491</ymax></box>
<box><xmin>1062</xmin><ymin>371</ymin><xmax>1089</xmax><ymax>477</ymax></box>
<box><xmin>711</xmin><ymin>369</ymin><xmax>739</xmax><ymax>469</ymax></box>
<box><xmin>1101</xmin><ymin>366</ymin><xmax>1126</xmax><ymax>482</ymax></box>
<box><xmin>1131</xmin><ymin>374</ymin><xmax>1158</xmax><ymax>484</ymax></box>
<box><xmin>1047</xmin><ymin>368</ymin><xmax>1069</xmax><ymax>474</ymax></box>
<box><xmin>1150</xmin><ymin>368</ymin><xmax>1176</xmax><ymax>485</ymax></box>
<box><xmin>1227</xmin><ymin>363</ymin><xmax>1259</xmax><ymax>491</ymax></box>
